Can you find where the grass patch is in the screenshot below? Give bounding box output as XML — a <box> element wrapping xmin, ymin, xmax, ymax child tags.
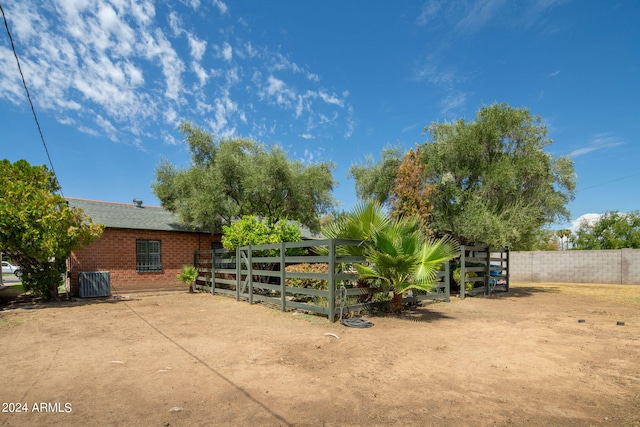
<box><xmin>0</xmin><ymin>282</ymin><xmax>24</xmax><ymax>296</ymax></box>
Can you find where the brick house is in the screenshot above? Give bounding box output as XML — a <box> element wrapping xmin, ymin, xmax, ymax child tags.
<box><xmin>66</xmin><ymin>198</ymin><xmax>220</xmax><ymax>295</ymax></box>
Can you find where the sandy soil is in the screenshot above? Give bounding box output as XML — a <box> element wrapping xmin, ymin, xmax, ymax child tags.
<box><xmin>0</xmin><ymin>283</ymin><xmax>639</xmax><ymax>427</ymax></box>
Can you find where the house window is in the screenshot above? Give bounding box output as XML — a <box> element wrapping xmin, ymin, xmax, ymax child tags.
<box><xmin>136</xmin><ymin>239</ymin><xmax>161</xmax><ymax>272</ymax></box>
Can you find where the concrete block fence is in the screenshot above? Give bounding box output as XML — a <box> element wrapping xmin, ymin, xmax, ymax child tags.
<box><xmin>509</xmin><ymin>249</ymin><xmax>640</xmax><ymax>285</ymax></box>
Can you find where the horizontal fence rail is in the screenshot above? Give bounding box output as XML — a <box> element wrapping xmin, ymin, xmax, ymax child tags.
<box><xmin>195</xmin><ymin>239</ymin><xmax>451</xmax><ymax>322</ymax></box>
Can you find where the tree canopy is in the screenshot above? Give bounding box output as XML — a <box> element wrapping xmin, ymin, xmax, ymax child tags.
<box><xmin>153</xmin><ymin>122</ymin><xmax>337</xmax><ymax>233</ymax></box>
<box><xmin>421</xmin><ymin>103</ymin><xmax>575</xmax><ymax>249</ymax></box>
<box><xmin>351</xmin><ymin>103</ymin><xmax>576</xmax><ymax>250</ymax></box>
<box><xmin>0</xmin><ymin>159</ymin><xmax>103</xmax><ymax>298</ymax></box>
<box><xmin>571</xmin><ymin>211</ymin><xmax>640</xmax><ymax>249</ymax></box>
<box><xmin>348</xmin><ymin>144</ymin><xmax>403</xmax><ymax>206</ymax></box>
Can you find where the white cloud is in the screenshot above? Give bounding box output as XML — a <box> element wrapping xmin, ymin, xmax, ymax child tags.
<box><xmin>187</xmin><ymin>33</ymin><xmax>207</xmax><ymax>60</ymax></box>
<box><xmin>570</xmin><ymin>213</ymin><xmax>602</xmax><ymax>233</ymax></box>
<box><xmin>168</xmin><ymin>11</ymin><xmax>183</xmax><ymax>36</ymax></box>
<box><xmin>179</xmin><ymin>0</ymin><xmax>201</xmax><ymax>9</ymax></box>
<box><xmin>318</xmin><ymin>91</ymin><xmax>344</xmax><ymax>107</ymax></box>
<box><xmin>548</xmin><ymin>70</ymin><xmax>560</xmax><ymax>77</ymax></box>
<box><xmin>440</xmin><ymin>92</ymin><xmax>467</xmax><ymax>114</ymax></box>
<box><xmin>456</xmin><ymin>0</ymin><xmax>506</xmax><ymax>33</ymax></box>
<box><xmin>221</xmin><ymin>42</ymin><xmax>233</xmax><ymax>61</ymax></box>
<box><xmin>192</xmin><ymin>62</ymin><xmax>208</xmax><ymax>86</ymax></box>
<box><xmin>96</xmin><ymin>114</ymin><xmax>118</xmax><ymax>141</ymax></box>
<box><xmin>416</xmin><ymin>0</ymin><xmax>444</xmax><ymax>27</ymax></box>
<box><xmin>570</xmin><ymin>133</ymin><xmax>624</xmax><ymax>157</ymax></box>
<box><xmin>0</xmin><ymin>0</ymin><xmax>353</xmax><ymax>148</ymax></box>
<box><xmin>212</xmin><ymin>0</ymin><xmax>229</xmax><ymax>15</ymax></box>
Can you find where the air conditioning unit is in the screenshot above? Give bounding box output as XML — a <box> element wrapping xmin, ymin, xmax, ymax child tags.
<box><xmin>79</xmin><ymin>272</ymin><xmax>111</xmax><ymax>298</ymax></box>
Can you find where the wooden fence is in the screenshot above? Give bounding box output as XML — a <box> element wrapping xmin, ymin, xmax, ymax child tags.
<box><xmin>458</xmin><ymin>245</ymin><xmax>509</xmax><ymax>300</ymax></box>
<box><xmin>194</xmin><ymin>239</ymin><xmax>450</xmax><ymax>322</ymax></box>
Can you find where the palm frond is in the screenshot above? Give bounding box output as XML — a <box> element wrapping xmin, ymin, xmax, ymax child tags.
<box><xmin>413</xmin><ymin>235</ymin><xmax>459</xmax><ymax>284</ymax></box>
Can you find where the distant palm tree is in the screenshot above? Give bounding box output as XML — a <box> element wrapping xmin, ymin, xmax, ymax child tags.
<box><xmin>177</xmin><ymin>265</ymin><xmax>199</xmax><ymax>293</ymax></box>
<box><xmin>556</xmin><ymin>229</ymin><xmax>571</xmax><ymax>250</ymax></box>
<box><xmin>322</xmin><ymin>201</ymin><xmax>459</xmax><ymax>314</ymax></box>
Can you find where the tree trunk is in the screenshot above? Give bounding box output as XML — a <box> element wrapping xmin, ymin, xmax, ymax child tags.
<box><xmin>189</xmin><ymin>283</ymin><xmax>194</xmax><ymax>293</ymax></box>
<box><xmin>390</xmin><ymin>291</ymin><xmax>403</xmax><ymax>314</ymax></box>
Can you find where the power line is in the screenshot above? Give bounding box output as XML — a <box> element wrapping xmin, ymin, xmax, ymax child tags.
<box><xmin>577</xmin><ymin>172</ymin><xmax>640</xmax><ymax>193</ymax></box>
<box><xmin>1</xmin><ymin>3</ymin><xmax>63</xmax><ymax>197</ymax></box>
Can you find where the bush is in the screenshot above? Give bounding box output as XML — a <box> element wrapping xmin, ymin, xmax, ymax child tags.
<box><xmin>222</xmin><ymin>216</ymin><xmax>307</xmax><ymax>257</ymax></box>
<box><xmin>453</xmin><ymin>267</ymin><xmax>477</xmax><ymax>291</ymax></box>
<box><xmin>285</xmin><ymin>263</ymin><xmax>329</xmax><ymax>290</ymax></box>
<box><xmin>21</xmin><ymin>262</ymin><xmax>65</xmax><ymax>299</ymax></box>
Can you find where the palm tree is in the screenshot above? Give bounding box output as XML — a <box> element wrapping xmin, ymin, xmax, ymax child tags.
<box><xmin>322</xmin><ymin>201</ymin><xmax>459</xmax><ymax>314</ymax></box>
<box><xmin>556</xmin><ymin>229</ymin><xmax>571</xmax><ymax>250</ymax></box>
<box><xmin>177</xmin><ymin>265</ymin><xmax>199</xmax><ymax>293</ymax></box>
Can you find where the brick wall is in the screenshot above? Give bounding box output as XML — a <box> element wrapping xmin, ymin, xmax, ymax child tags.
<box><xmin>68</xmin><ymin>228</ymin><xmax>220</xmax><ymax>295</ymax></box>
<box><xmin>510</xmin><ymin>249</ymin><xmax>640</xmax><ymax>284</ymax></box>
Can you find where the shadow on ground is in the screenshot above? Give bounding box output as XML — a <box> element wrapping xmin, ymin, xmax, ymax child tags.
<box><xmin>504</xmin><ymin>285</ymin><xmax>562</xmax><ymax>298</ymax></box>
<box><xmin>0</xmin><ymin>288</ymin><xmax>140</xmax><ymax>311</ymax></box>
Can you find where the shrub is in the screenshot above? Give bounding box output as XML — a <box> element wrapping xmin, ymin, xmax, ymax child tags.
<box><xmin>285</xmin><ymin>263</ymin><xmax>329</xmax><ymax>290</ymax></box>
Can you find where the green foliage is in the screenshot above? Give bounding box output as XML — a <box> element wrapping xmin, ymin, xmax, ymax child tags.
<box><xmin>323</xmin><ymin>201</ymin><xmax>459</xmax><ymax>313</ymax></box>
<box><xmin>177</xmin><ymin>265</ymin><xmax>199</xmax><ymax>293</ymax></box>
<box><xmin>153</xmin><ymin>121</ymin><xmax>336</xmax><ymax>233</ymax></box>
<box><xmin>571</xmin><ymin>211</ymin><xmax>640</xmax><ymax>249</ymax></box>
<box><xmin>528</xmin><ymin>228</ymin><xmax>561</xmax><ymax>251</ymax></box>
<box><xmin>285</xmin><ymin>263</ymin><xmax>329</xmax><ymax>290</ymax></box>
<box><xmin>348</xmin><ymin>144</ymin><xmax>403</xmax><ymax>207</ymax></box>
<box><xmin>0</xmin><ymin>159</ymin><xmax>103</xmax><ymax>299</ymax></box>
<box><xmin>452</xmin><ymin>267</ymin><xmax>478</xmax><ymax>291</ymax></box>
<box><xmin>222</xmin><ymin>215</ymin><xmax>306</xmax><ymax>256</ymax></box>
<box><xmin>349</xmin><ymin>104</ymin><xmax>576</xmax><ymax>250</ymax></box>
<box><xmin>420</xmin><ymin>103</ymin><xmax>576</xmax><ymax>249</ymax></box>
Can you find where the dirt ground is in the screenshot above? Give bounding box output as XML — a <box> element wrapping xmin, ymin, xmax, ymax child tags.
<box><xmin>0</xmin><ymin>283</ymin><xmax>639</xmax><ymax>427</ymax></box>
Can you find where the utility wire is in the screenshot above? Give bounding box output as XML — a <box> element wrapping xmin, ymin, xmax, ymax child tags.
<box><xmin>1</xmin><ymin>3</ymin><xmax>63</xmax><ymax>197</ymax></box>
<box><xmin>577</xmin><ymin>172</ymin><xmax>640</xmax><ymax>193</ymax></box>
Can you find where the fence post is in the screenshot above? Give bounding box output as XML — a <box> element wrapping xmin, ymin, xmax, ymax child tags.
<box><xmin>505</xmin><ymin>248</ymin><xmax>510</xmax><ymax>293</ymax></box>
<box><xmin>444</xmin><ymin>261</ymin><xmax>450</xmax><ymax>302</ymax></box>
<box><xmin>460</xmin><ymin>245</ymin><xmax>466</xmax><ymax>300</ymax></box>
<box><xmin>248</xmin><ymin>246</ymin><xmax>253</xmax><ymax>304</ymax></box>
<box><xmin>328</xmin><ymin>239</ymin><xmax>336</xmax><ymax>322</ymax></box>
<box><xmin>236</xmin><ymin>247</ymin><xmax>240</xmax><ymax>301</ymax></box>
<box><xmin>211</xmin><ymin>249</ymin><xmax>216</xmax><ymax>295</ymax></box>
<box><xmin>280</xmin><ymin>242</ymin><xmax>286</xmax><ymax>312</ymax></box>
<box><xmin>485</xmin><ymin>245</ymin><xmax>491</xmax><ymax>296</ymax></box>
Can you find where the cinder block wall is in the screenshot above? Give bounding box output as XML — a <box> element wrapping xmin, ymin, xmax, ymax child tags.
<box><xmin>69</xmin><ymin>228</ymin><xmax>220</xmax><ymax>295</ymax></box>
<box><xmin>510</xmin><ymin>249</ymin><xmax>640</xmax><ymax>284</ymax></box>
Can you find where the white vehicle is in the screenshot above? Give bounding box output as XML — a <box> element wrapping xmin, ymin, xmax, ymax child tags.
<box><xmin>2</xmin><ymin>261</ymin><xmax>21</xmax><ymax>278</ymax></box>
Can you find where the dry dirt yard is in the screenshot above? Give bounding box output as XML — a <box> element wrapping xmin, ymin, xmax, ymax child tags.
<box><xmin>0</xmin><ymin>282</ymin><xmax>639</xmax><ymax>427</ymax></box>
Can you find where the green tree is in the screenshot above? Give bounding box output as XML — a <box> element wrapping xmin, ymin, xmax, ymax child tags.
<box><xmin>322</xmin><ymin>201</ymin><xmax>459</xmax><ymax>314</ymax></box>
<box><xmin>0</xmin><ymin>159</ymin><xmax>103</xmax><ymax>299</ymax></box>
<box><xmin>571</xmin><ymin>211</ymin><xmax>640</xmax><ymax>249</ymax></box>
<box><xmin>529</xmin><ymin>228</ymin><xmax>561</xmax><ymax>251</ymax></box>
<box><xmin>153</xmin><ymin>121</ymin><xmax>336</xmax><ymax>233</ymax></box>
<box><xmin>420</xmin><ymin>103</ymin><xmax>576</xmax><ymax>249</ymax></box>
<box><xmin>348</xmin><ymin>144</ymin><xmax>403</xmax><ymax>206</ymax></box>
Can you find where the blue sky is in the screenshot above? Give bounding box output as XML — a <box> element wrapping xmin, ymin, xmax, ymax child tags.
<box><xmin>1</xmin><ymin>0</ymin><xmax>638</xmax><ymax>231</ymax></box>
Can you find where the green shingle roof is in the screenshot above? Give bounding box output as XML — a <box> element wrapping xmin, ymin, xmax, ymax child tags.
<box><xmin>66</xmin><ymin>198</ymin><xmax>202</xmax><ymax>233</ymax></box>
